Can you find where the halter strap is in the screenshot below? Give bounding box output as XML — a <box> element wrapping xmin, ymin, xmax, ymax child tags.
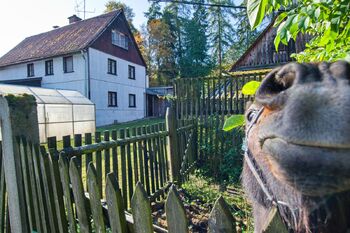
<box><xmin>244</xmin><ymin>107</ymin><xmax>298</xmax><ymax>230</ymax></box>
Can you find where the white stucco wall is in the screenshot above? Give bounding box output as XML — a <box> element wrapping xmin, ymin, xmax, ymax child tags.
<box><xmin>0</xmin><ymin>49</ymin><xmax>147</xmax><ymax>127</ymax></box>
<box><xmin>89</xmin><ymin>48</ymin><xmax>147</xmax><ymax>126</ymax></box>
<box><xmin>0</xmin><ymin>53</ymin><xmax>86</xmax><ymax>95</ymax></box>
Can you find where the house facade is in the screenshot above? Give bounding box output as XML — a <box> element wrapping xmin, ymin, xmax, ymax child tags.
<box><xmin>230</xmin><ymin>18</ymin><xmax>311</xmax><ymax>72</ymax></box>
<box><xmin>0</xmin><ymin>10</ymin><xmax>147</xmax><ymax>126</ymax></box>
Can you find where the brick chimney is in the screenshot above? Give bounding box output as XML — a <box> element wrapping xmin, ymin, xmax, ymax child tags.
<box><xmin>68</xmin><ymin>15</ymin><xmax>82</xmax><ymax>24</ymax></box>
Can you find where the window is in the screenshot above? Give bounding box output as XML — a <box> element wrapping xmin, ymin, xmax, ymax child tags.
<box><xmin>111</xmin><ymin>30</ymin><xmax>129</xmax><ymax>50</ymax></box>
<box><xmin>108</xmin><ymin>92</ymin><xmax>118</xmax><ymax>107</ymax></box>
<box><xmin>108</xmin><ymin>59</ymin><xmax>117</xmax><ymax>75</ymax></box>
<box><xmin>63</xmin><ymin>56</ymin><xmax>74</xmax><ymax>73</ymax></box>
<box><xmin>27</xmin><ymin>63</ymin><xmax>34</xmax><ymax>77</ymax></box>
<box><xmin>129</xmin><ymin>94</ymin><xmax>136</xmax><ymax>107</ymax></box>
<box><xmin>45</xmin><ymin>60</ymin><xmax>54</xmax><ymax>75</ymax></box>
<box><xmin>128</xmin><ymin>65</ymin><xmax>135</xmax><ymax>79</ymax></box>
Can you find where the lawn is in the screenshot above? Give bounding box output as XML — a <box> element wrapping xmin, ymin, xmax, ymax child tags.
<box><xmin>97</xmin><ymin>117</ymin><xmax>165</xmax><ymax>132</ymax></box>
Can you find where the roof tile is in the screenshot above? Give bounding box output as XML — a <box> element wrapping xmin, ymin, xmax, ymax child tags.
<box><xmin>0</xmin><ymin>10</ymin><xmax>121</xmax><ymax>67</ymax></box>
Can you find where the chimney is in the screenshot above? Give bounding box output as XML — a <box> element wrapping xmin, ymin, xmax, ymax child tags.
<box><xmin>52</xmin><ymin>25</ymin><xmax>60</xmax><ymax>29</ymax></box>
<box><xmin>68</xmin><ymin>15</ymin><xmax>82</xmax><ymax>24</ymax></box>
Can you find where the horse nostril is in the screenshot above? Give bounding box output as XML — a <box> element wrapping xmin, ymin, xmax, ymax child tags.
<box><xmin>255</xmin><ymin>65</ymin><xmax>296</xmax><ymax>109</ymax></box>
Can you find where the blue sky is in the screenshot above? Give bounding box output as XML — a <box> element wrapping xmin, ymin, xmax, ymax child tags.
<box><xmin>0</xmin><ymin>0</ymin><xmax>150</xmax><ymax>56</ymax></box>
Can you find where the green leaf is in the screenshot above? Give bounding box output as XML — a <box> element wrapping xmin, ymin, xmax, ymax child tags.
<box><xmin>242</xmin><ymin>81</ymin><xmax>261</xmax><ymax>95</ymax></box>
<box><xmin>223</xmin><ymin>115</ymin><xmax>245</xmax><ymax>131</ymax></box>
<box><xmin>274</xmin><ymin>12</ymin><xmax>288</xmax><ymax>27</ymax></box>
<box><xmin>247</xmin><ymin>0</ymin><xmax>269</xmax><ymax>29</ymax></box>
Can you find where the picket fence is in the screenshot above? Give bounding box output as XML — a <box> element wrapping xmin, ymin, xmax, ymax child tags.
<box><xmin>0</xmin><ymin>71</ymin><xmax>290</xmax><ymax>233</ymax></box>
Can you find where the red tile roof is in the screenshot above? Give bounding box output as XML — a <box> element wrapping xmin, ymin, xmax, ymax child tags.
<box><xmin>0</xmin><ymin>10</ymin><xmax>121</xmax><ymax>67</ymax></box>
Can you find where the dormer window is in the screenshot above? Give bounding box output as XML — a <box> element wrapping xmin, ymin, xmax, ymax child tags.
<box><xmin>111</xmin><ymin>30</ymin><xmax>129</xmax><ymax>50</ymax></box>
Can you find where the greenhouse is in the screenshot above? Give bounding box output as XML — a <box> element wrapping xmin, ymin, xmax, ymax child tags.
<box><xmin>0</xmin><ymin>84</ymin><xmax>95</xmax><ymax>143</ymax></box>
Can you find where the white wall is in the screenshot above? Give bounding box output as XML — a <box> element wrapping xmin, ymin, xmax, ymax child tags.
<box><xmin>0</xmin><ymin>49</ymin><xmax>148</xmax><ymax>127</ymax></box>
<box><xmin>89</xmin><ymin>48</ymin><xmax>147</xmax><ymax>126</ymax></box>
<box><xmin>0</xmin><ymin>53</ymin><xmax>86</xmax><ymax>95</ymax></box>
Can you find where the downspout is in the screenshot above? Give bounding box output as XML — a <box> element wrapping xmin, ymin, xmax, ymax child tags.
<box><xmin>81</xmin><ymin>49</ymin><xmax>91</xmax><ymax>99</ymax></box>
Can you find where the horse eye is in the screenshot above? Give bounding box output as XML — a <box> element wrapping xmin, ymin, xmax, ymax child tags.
<box><xmin>247</xmin><ymin>110</ymin><xmax>256</xmax><ymax>122</ymax></box>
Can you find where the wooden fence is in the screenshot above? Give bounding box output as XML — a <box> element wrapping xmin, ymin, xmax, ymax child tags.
<box><xmin>0</xmin><ymin>141</ymin><xmax>10</xmax><ymax>233</ymax></box>
<box><xmin>173</xmin><ymin>72</ymin><xmax>268</xmax><ymax>179</ymax></box>
<box><xmin>47</xmin><ymin>122</ymin><xmax>171</xmax><ymax>208</ymax></box>
<box><xmin>3</xmin><ymin>136</ymin><xmax>238</xmax><ymax>233</ymax></box>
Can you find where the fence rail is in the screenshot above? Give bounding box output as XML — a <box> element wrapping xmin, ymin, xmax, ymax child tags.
<box><xmin>47</xmin><ymin>122</ymin><xmax>170</xmax><ymax>208</ymax></box>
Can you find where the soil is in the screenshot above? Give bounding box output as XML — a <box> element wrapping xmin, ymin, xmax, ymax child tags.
<box><xmin>151</xmin><ymin>188</ymin><xmax>213</xmax><ymax>233</ymax></box>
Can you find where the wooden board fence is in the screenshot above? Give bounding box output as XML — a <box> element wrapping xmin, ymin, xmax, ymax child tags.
<box><xmin>58</xmin><ymin>157</ymin><xmax>238</xmax><ymax>233</ymax></box>
<box><xmin>173</xmin><ymin>72</ymin><xmax>268</xmax><ymax>179</ymax></box>
<box><xmin>48</xmin><ymin>122</ymin><xmax>172</xmax><ymax>208</ymax></box>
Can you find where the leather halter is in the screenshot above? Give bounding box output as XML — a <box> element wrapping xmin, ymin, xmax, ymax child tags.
<box><xmin>243</xmin><ymin>107</ymin><xmax>297</xmax><ymax>230</ymax></box>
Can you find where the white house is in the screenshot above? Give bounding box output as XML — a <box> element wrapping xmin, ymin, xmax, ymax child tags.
<box><xmin>0</xmin><ymin>10</ymin><xmax>148</xmax><ymax>126</ymax></box>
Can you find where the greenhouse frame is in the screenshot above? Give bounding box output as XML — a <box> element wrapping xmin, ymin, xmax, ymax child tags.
<box><xmin>0</xmin><ymin>84</ymin><xmax>96</xmax><ymax>143</ymax></box>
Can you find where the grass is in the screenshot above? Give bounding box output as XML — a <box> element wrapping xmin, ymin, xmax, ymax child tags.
<box><xmin>97</xmin><ymin>117</ymin><xmax>165</xmax><ymax>132</ymax></box>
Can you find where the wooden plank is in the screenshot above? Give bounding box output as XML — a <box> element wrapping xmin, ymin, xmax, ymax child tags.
<box><xmin>105</xmin><ymin>173</ymin><xmax>127</xmax><ymax>233</ymax></box>
<box><xmin>0</xmin><ymin>142</ymin><xmax>7</xmax><ymax>233</ymax></box>
<box><xmin>58</xmin><ymin>155</ymin><xmax>77</xmax><ymax>233</ymax></box>
<box><xmin>147</xmin><ymin>126</ymin><xmax>155</xmax><ymax>194</ymax></box>
<box><xmin>126</xmin><ymin>128</ymin><xmax>134</xmax><ymax>203</ymax></box>
<box><xmin>25</xmin><ymin>142</ymin><xmax>43</xmax><ymax>232</ymax></box>
<box><xmin>151</xmin><ymin>125</ymin><xmax>160</xmax><ymax>193</ymax></box>
<box><xmin>119</xmin><ymin>129</ymin><xmax>128</xmax><ymax>208</ymax></box>
<box><xmin>165</xmin><ymin>106</ymin><xmax>181</xmax><ymax>183</ymax></box>
<box><xmin>131</xmin><ymin>182</ymin><xmax>154</xmax><ymax>233</ymax></box>
<box><xmin>69</xmin><ymin>157</ymin><xmax>91</xmax><ymax>233</ymax></box>
<box><xmin>74</xmin><ymin>134</ymin><xmax>82</xmax><ymax>175</ymax></box>
<box><xmin>157</xmin><ymin>124</ymin><xmax>164</xmax><ymax>188</ymax></box>
<box><xmin>95</xmin><ymin>132</ymin><xmax>102</xmax><ymax>195</ymax></box>
<box><xmin>262</xmin><ymin>207</ymin><xmax>288</xmax><ymax>233</ymax></box>
<box><xmin>47</xmin><ymin>151</ymin><xmax>68</xmax><ymax>233</ymax></box>
<box><xmin>137</xmin><ymin>127</ymin><xmax>144</xmax><ymax>186</ymax></box>
<box><xmin>165</xmin><ymin>185</ymin><xmax>188</xmax><ymax>233</ymax></box>
<box><xmin>87</xmin><ymin>163</ymin><xmax>106</xmax><ymax>233</ymax></box>
<box><xmin>111</xmin><ymin>130</ymin><xmax>118</xmax><ymax>179</ymax></box>
<box><xmin>85</xmin><ymin>133</ymin><xmax>93</xmax><ymax>186</ymax></box>
<box><xmin>39</xmin><ymin>147</ymin><xmax>60</xmax><ymax>233</ymax></box>
<box><xmin>18</xmin><ymin>139</ymin><xmax>35</xmax><ymax>230</ymax></box>
<box><xmin>132</xmin><ymin>128</ymin><xmax>139</xmax><ymax>184</ymax></box>
<box><xmin>63</xmin><ymin>135</ymin><xmax>71</xmax><ymax>148</ymax></box>
<box><xmin>32</xmin><ymin>144</ymin><xmax>49</xmax><ymax>233</ymax></box>
<box><xmin>142</xmin><ymin>126</ymin><xmax>151</xmax><ymax>195</ymax></box>
<box><xmin>208</xmin><ymin>196</ymin><xmax>236</xmax><ymax>233</ymax></box>
<box><xmin>104</xmin><ymin>131</ymin><xmax>111</xmax><ymax>180</ymax></box>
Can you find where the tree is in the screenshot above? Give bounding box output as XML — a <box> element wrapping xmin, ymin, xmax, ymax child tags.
<box><xmin>148</xmin><ymin>19</ymin><xmax>177</xmax><ymax>85</ymax></box>
<box><xmin>181</xmin><ymin>0</ymin><xmax>213</xmax><ymax>77</ymax></box>
<box><xmin>207</xmin><ymin>0</ymin><xmax>237</xmax><ymax>73</ymax></box>
<box><xmin>104</xmin><ymin>1</ymin><xmax>137</xmax><ymax>33</ymax></box>
<box><xmin>247</xmin><ymin>0</ymin><xmax>350</xmax><ymax>62</ymax></box>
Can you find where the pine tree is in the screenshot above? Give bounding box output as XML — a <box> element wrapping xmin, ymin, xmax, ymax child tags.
<box><xmin>207</xmin><ymin>0</ymin><xmax>237</xmax><ymax>74</ymax></box>
<box><xmin>181</xmin><ymin>0</ymin><xmax>212</xmax><ymax>77</ymax></box>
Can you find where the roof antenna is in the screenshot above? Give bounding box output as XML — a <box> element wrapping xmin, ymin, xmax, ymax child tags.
<box><xmin>75</xmin><ymin>0</ymin><xmax>95</xmax><ymax>19</ymax></box>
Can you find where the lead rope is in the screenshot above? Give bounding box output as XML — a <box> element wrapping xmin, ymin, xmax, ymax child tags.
<box><xmin>244</xmin><ymin>107</ymin><xmax>298</xmax><ymax>230</ymax></box>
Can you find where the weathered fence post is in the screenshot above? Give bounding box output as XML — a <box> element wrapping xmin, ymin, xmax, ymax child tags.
<box><xmin>0</xmin><ymin>94</ymin><xmax>40</xmax><ymax>233</ymax></box>
<box><xmin>165</xmin><ymin>105</ymin><xmax>181</xmax><ymax>183</ymax></box>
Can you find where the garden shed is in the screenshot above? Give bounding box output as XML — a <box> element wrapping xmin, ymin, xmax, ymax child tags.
<box><xmin>0</xmin><ymin>84</ymin><xmax>95</xmax><ymax>143</ymax></box>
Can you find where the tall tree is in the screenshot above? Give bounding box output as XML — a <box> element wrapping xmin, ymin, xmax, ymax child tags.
<box><xmin>181</xmin><ymin>0</ymin><xmax>212</xmax><ymax>77</ymax></box>
<box><xmin>147</xmin><ymin>18</ymin><xmax>177</xmax><ymax>85</ymax></box>
<box><xmin>207</xmin><ymin>0</ymin><xmax>237</xmax><ymax>73</ymax></box>
<box><xmin>104</xmin><ymin>1</ymin><xmax>137</xmax><ymax>33</ymax></box>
